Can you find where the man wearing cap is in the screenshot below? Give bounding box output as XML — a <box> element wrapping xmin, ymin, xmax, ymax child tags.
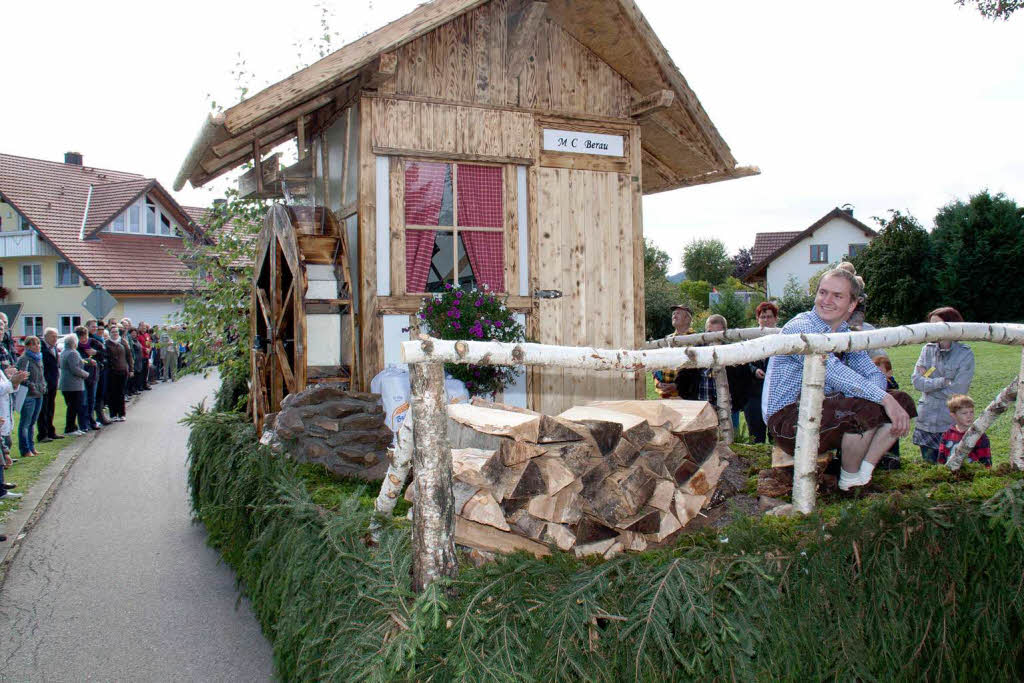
<box><xmin>654</xmin><ymin>304</ymin><xmax>693</xmax><ymax>399</ymax></box>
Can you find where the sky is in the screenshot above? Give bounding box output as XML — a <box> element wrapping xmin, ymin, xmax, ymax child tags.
<box><xmin>2</xmin><ymin>0</ymin><xmax>1021</xmax><ymax>272</ymax></box>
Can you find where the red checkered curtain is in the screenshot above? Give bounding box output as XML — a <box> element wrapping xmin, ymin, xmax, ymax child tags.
<box><xmin>404</xmin><ymin>161</ymin><xmax>447</xmax><ymax>293</ymax></box>
<box><xmin>456</xmin><ymin>164</ymin><xmax>504</xmax><ymax>292</ymax></box>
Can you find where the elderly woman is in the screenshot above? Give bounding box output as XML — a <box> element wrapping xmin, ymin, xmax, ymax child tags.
<box><xmin>15</xmin><ymin>336</ymin><xmax>47</xmax><ymax>457</ymax></box>
<box><xmin>59</xmin><ymin>333</ymin><xmax>91</xmax><ymax>436</ymax></box>
<box><xmin>0</xmin><ymin>364</ymin><xmax>29</xmax><ymax>504</ymax></box>
<box><xmin>911</xmin><ymin>306</ymin><xmax>975</xmax><ymax>464</ymax></box>
<box><xmin>105</xmin><ymin>327</ymin><xmax>129</xmax><ymax>421</ymax></box>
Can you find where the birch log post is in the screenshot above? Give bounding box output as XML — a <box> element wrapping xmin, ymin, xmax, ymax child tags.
<box><xmin>792</xmin><ymin>354</ymin><xmax>826</xmax><ymax>514</ymax></box>
<box><xmin>403</xmin><ymin>323</ymin><xmax>1024</xmax><ymax>372</ymax></box>
<box><xmin>409</xmin><ymin>362</ymin><xmax>458</xmax><ymax>592</ymax></box>
<box><xmin>1010</xmin><ymin>348</ymin><xmax>1024</xmax><ymax>471</ymax></box>
<box><xmin>371</xmin><ymin>416</ymin><xmax>415</xmax><ymax>541</ymax></box>
<box><xmin>947</xmin><ymin>379</ymin><xmax>1018</xmax><ymax>471</ymax></box>
<box><xmin>712</xmin><ymin>368</ymin><xmax>733</xmax><ymax>444</ymax></box>
<box><xmin>642</xmin><ymin>327</ymin><xmax>780</xmax><ymax>349</ymax></box>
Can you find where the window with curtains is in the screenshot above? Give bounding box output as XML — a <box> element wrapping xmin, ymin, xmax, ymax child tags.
<box><xmin>403</xmin><ymin>160</ymin><xmax>505</xmax><ymax>294</ymax></box>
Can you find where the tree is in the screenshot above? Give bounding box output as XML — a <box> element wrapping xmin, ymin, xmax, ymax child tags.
<box><xmin>930</xmin><ymin>190</ymin><xmax>1024</xmax><ymax>322</ymax></box>
<box><xmin>731</xmin><ymin>246</ymin><xmax>753</xmax><ymax>280</ymax></box>
<box><xmin>682</xmin><ymin>238</ymin><xmax>732</xmax><ymax>285</ymax></box>
<box><xmin>710</xmin><ymin>280</ymin><xmax>752</xmax><ymax>328</ymax></box>
<box><xmin>776</xmin><ymin>276</ymin><xmax>815</xmax><ymax>325</ymax></box>
<box><xmin>643</xmin><ymin>239</ymin><xmax>676</xmax><ymax>339</ymax></box>
<box><xmin>679</xmin><ymin>280</ymin><xmax>713</xmax><ymax>312</ymax></box>
<box><xmin>173</xmin><ymin>190</ymin><xmax>266</xmax><ymax>408</ymax></box>
<box><xmin>954</xmin><ymin>0</ymin><xmax>1023</xmax><ymax>20</ymax></box>
<box><xmin>850</xmin><ymin>210</ymin><xmax>936</xmax><ymax>325</ymax></box>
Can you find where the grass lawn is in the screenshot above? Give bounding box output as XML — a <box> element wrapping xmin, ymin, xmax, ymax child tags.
<box><xmin>0</xmin><ymin>391</ymin><xmax>73</xmax><ymax>522</ymax></box>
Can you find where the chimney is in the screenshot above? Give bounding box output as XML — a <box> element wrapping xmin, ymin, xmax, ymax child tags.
<box><xmin>840</xmin><ymin>203</ymin><xmax>854</xmax><ymax>217</ymax></box>
<box><xmin>64</xmin><ymin>151</ymin><xmax>83</xmax><ymax>166</ymax></box>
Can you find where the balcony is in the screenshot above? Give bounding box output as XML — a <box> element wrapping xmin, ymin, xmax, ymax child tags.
<box><xmin>0</xmin><ymin>230</ymin><xmax>57</xmax><ymax>258</ymax></box>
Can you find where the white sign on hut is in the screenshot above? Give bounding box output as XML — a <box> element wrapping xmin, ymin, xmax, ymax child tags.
<box><xmin>174</xmin><ymin>0</ymin><xmax>757</xmax><ymax>419</ymax></box>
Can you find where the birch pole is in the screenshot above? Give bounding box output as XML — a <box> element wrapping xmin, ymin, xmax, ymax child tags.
<box><xmin>643</xmin><ymin>326</ymin><xmax>780</xmax><ymax>349</ymax></box>
<box><xmin>946</xmin><ymin>379</ymin><xmax>1018</xmax><ymax>471</ymax></box>
<box><xmin>409</xmin><ymin>362</ymin><xmax>458</xmax><ymax>592</ymax></box>
<box><xmin>371</xmin><ymin>416</ymin><xmax>414</xmax><ymax>541</ymax></box>
<box><xmin>792</xmin><ymin>354</ymin><xmax>826</xmax><ymax>514</ymax></box>
<box><xmin>712</xmin><ymin>368</ymin><xmax>734</xmax><ymax>444</ymax></box>
<box><xmin>1010</xmin><ymin>349</ymin><xmax>1024</xmax><ymax>471</ymax></box>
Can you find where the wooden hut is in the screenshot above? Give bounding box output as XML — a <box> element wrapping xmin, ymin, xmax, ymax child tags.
<box><xmin>175</xmin><ymin>0</ymin><xmax>757</xmax><ymax>416</ymax></box>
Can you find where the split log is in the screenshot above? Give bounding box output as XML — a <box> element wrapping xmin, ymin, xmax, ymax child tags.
<box><xmin>1011</xmin><ymin>349</ymin><xmax>1024</xmax><ymax>471</ymax></box>
<box><xmin>469</xmin><ymin>398</ymin><xmax>585</xmax><ymax>443</ymax></box>
<box><xmin>558</xmin><ymin>406</ymin><xmax>655</xmax><ymax>446</ymax></box>
<box><xmin>489</xmin><ymin>461</ymin><xmax>528</xmax><ymax>502</ymax></box>
<box><xmin>679</xmin><ymin>450</ymin><xmax>726</xmax><ymax>497</ymax></box>
<box><xmin>527</xmin><ymin>481</ymin><xmax>583</xmax><ymax>524</ymax></box>
<box><xmin>584</xmin><ymin>466</ymin><xmax>656</xmax><ymax>526</ymax></box>
<box><xmin>610</xmin><ymin>438</ymin><xmax>642</xmax><ymax>467</ymax></box>
<box><xmin>542</xmin><ymin>441</ymin><xmax>601</xmax><ymax>476</ymax></box>
<box><xmin>410</xmin><ymin>362</ymin><xmax>457</xmax><ymax>592</ymax></box>
<box><xmin>575</xmin><ymin>518</ymin><xmax>618</xmax><ymax>545</ymax></box>
<box><xmin>448</xmin><ymin>403</ymin><xmax>544</xmax><ymax>442</ymax></box>
<box><xmin>543</xmin><ymin>523</ymin><xmax>577</xmax><ymax>551</ymax></box>
<box><xmin>451</xmin><ymin>448</ymin><xmax>502</xmax><ymax>487</ymax></box>
<box><xmin>456</xmin><ymin>484</ymin><xmax>510</xmax><ymax>532</ymax></box>
<box><xmin>402</xmin><ymin>323</ymin><xmax>1024</xmax><ymax>372</ymax></box>
<box><xmin>618</xmin><ymin>507</ymin><xmax>662</xmax><ymax>534</ymax></box>
<box><xmin>533</xmin><ymin>456</ymin><xmax>576</xmax><ymax>495</ymax></box>
<box><xmin>647</xmin><ymin>479</ymin><xmax>676</xmax><ymax>511</ymax></box>
<box><xmin>507</xmin><ymin>510</ymin><xmax>547</xmax><ymax>540</ymax></box>
<box><xmin>792</xmin><ymin>354</ymin><xmax>826</xmax><ymax>514</ymax></box>
<box><xmin>505</xmin><ymin>461</ymin><xmax>546</xmax><ymax>501</ymax></box>
<box><xmin>447</xmin><ymin>417</ymin><xmax>508</xmax><ymax>451</ymax></box>
<box><xmin>586</xmin><ymin>399</ymin><xmax>718</xmax><ymax>433</ymax></box>
<box><xmin>456</xmin><ymin>517</ymin><xmax>550</xmax><ymax>557</ymax></box>
<box><xmin>617</xmin><ymin>530</ymin><xmax>648</xmax><ymax>552</ymax></box>
<box><xmin>672</xmin><ymin>491</ymin><xmax>706</xmax><ymax>526</ymax></box>
<box><xmin>643</xmin><ymin>509</ymin><xmax>682</xmax><ymax>543</ymax></box>
<box><xmin>771</xmin><ymin>446</ymin><xmax>832</xmax><ymax>469</ymax></box>
<box><xmin>574</xmin><ymin>537</ymin><xmax>617</xmax><ymax>558</ymax></box>
<box><xmin>680</xmin><ymin>428</ymin><xmax>718</xmax><ymax>467</ymax></box>
<box><xmin>499</xmin><ymin>440</ymin><xmax>547</xmax><ymax>466</ymax></box>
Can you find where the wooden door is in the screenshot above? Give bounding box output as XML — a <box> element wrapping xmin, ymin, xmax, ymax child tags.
<box><xmin>532</xmin><ymin>167</ymin><xmax>638</xmax><ymax>415</ymax></box>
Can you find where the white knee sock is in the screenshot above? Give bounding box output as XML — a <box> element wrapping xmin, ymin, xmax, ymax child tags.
<box><xmin>859</xmin><ymin>460</ymin><xmax>876</xmax><ymax>481</ymax></box>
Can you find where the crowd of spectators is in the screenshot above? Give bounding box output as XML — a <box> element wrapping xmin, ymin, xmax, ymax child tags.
<box><xmin>0</xmin><ymin>314</ymin><xmax>188</xmax><ymax>516</ymax></box>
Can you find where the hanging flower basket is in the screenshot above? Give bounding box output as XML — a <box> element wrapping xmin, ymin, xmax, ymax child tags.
<box><xmin>417</xmin><ymin>284</ymin><xmax>525</xmax><ymax>396</ymax></box>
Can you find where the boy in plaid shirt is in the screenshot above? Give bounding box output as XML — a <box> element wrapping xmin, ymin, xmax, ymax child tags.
<box><xmin>938</xmin><ymin>394</ymin><xmax>992</xmax><ymax>467</ymax></box>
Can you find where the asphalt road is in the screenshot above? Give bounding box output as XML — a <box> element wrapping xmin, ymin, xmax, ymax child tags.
<box><xmin>0</xmin><ymin>373</ymin><xmax>275</xmax><ymax>681</ymax></box>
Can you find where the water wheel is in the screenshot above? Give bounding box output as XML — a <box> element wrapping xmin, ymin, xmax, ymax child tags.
<box><xmin>251</xmin><ymin>205</ymin><xmax>306</xmax><ymax>432</ymax></box>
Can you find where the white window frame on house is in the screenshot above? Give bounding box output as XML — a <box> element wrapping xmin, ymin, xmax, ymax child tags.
<box><xmin>809</xmin><ymin>244</ymin><xmax>829</xmax><ymax>264</ymax></box>
<box><xmin>57</xmin><ymin>261</ymin><xmax>80</xmax><ymax>287</ymax></box>
<box><xmin>23</xmin><ymin>315</ymin><xmax>44</xmax><ymax>337</ymax></box>
<box><xmin>107</xmin><ymin>195</ymin><xmax>181</xmax><ymax>237</ymax></box>
<box><xmin>58</xmin><ymin>314</ymin><xmax>82</xmax><ymax>335</ymax></box>
<box><xmin>20</xmin><ymin>262</ymin><xmax>42</xmax><ymax>288</ymax></box>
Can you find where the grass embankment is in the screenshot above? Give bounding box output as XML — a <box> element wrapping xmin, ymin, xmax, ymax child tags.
<box><xmin>188</xmin><ymin>408</ymin><xmax>1024</xmax><ymax>681</ymax></box>
<box><xmin>0</xmin><ymin>392</ymin><xmax>70</xmax><ymax>521</ymax></box>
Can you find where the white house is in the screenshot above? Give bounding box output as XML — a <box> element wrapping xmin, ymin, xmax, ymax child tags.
<box><xmin>743</xmin><ymin>207</ymin><xmax>877</xmax><ymax>298</ymax></box>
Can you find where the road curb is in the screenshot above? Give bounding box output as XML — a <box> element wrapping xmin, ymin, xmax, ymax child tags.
<box><xmin>0</xmin><ymin>428</ymin><xmax>102</xmax><ymax>591</ymax></box>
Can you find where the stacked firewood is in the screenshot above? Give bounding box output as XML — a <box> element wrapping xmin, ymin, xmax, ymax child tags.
<box><xmin>413</xmin><ymin>398</ymin><xmax>730</xmax><ymax>558</ymax></box>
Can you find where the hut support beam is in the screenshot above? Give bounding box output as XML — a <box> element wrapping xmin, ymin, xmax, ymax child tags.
<box><xmin>507</xmin><ymin>2</ymin><xmax>548</xmax><ymax>77</ymax></box>
<box><xmin>792</xmin><ymin>354</ymin><xmax>826</xmax><ymax>514</ymax></box>
<box><xmin>410</xmin><ymin>362</ymin><xmax>458</xmax><ymax>592</ymax></box>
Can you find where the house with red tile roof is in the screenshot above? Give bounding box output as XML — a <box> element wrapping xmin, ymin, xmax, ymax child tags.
<box><xmin>742</xmin><ymin>207</ymin><xmax>877</xmax><ymax>298</ymax></box>
<box><xmin>0</xmin><ymin>151</ymin><xmax>209</xmax><ymax>336</ymax></box>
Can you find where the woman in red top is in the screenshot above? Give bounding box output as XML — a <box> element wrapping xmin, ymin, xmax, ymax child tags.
<box><xmin>137</xmin><ymin>322</ymin><xmax>152</xmax><ymax>390</ymax></box>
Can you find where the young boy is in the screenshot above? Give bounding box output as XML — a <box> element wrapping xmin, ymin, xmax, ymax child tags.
<box><xmin>938</xmin><ymin>394</ymin><xmax>992</xmax><ymax>468</ymax></box>
<box><xmin>873</xmin><ymin>356</ymin><xmax>901</xmax><ymax>469</ymax></box>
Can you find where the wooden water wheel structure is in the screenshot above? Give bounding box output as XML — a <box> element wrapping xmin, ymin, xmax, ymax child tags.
<box><xmin>251</xmin><ymin>204</ymin><xmax>356</xmax><ymax>431</ymax></box>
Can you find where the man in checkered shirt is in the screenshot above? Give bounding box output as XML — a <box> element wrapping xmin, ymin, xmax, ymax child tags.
<box><xmin>763</xmin><ymin>268</ymin><xmax>915</xmax><ymax>491</ymax></box>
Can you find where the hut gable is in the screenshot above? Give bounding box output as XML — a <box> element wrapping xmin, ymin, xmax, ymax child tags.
<box><xmin>384</xmin><ymin>0</ymin><xmax>633</xmax><ymax>120</ymax></box>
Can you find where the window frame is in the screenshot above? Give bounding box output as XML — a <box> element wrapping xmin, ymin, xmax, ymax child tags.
<box><xmin>20</xmin><ymin>262</ymin><xmax>42</xmax><ymax>288</ymax></box>
<box><xmin>809</xmin><ymin>244</ymin><xmax>829</xmax><ymax>264</ymax></box>
<box><xmin>23</xmin><ymin>315</ymin><xmax>44</xmax><ymax>337</ymax></box>
<box><xmin>401</xmin><ymin>158</ymin><xmax>507</xmax><ymax>295</ymax></box>
<box><xmin>58</xmin><ymin>314</ymin><xmax>82</xmax><ymax>335</ymax></box>
<box><xmin>848</xmin><ymin>243</ymin><xmax>867</xmax><ymax>259</ymax></box>
<box><xmin>56</xmin><ymin>260</ymin><xmax>80</xmax><ymax>288</ymax></box>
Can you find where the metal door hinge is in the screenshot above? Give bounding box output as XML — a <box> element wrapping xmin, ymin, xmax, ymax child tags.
<box><xmin>533</xmin><ymin>289</ymin><xmax>563</xmax><ymax>299</ymax></box>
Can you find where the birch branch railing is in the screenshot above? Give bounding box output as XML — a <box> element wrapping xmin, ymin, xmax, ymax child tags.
<box><xmin>397</xmin><ymin>321</ymin><xmax>1024</xmax><ymax>590</ymax></box>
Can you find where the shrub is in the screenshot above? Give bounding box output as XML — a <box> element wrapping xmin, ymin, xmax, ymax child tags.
<box><xmin>679</xmin><ymin>279</ymin><xmax>713</xmax><ymax>312</ymax></box>
<box><xmin>418</xmin><ymin>284</ymin><xmax>525</xmax><ymax>396</ymax></box>
<box><xmin>777</xmin><ymin>275</ymin><xmax>815</xmax><ymax>324</ymax></box>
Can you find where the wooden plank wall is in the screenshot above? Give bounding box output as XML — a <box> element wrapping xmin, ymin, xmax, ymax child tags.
<box><xmin>383</xmin><ymin>0</ymin><xmax>632</xmax><ymax>120</ymax></box>
<box><xmin>370</xmin><ymin>97</ymin><xmax>534</xmax><ymax>162</ymax></box>
<box><xmin>533</xmin><ymin>166</ymin><xmax>637</xmax><ymax>415</ymax></box>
